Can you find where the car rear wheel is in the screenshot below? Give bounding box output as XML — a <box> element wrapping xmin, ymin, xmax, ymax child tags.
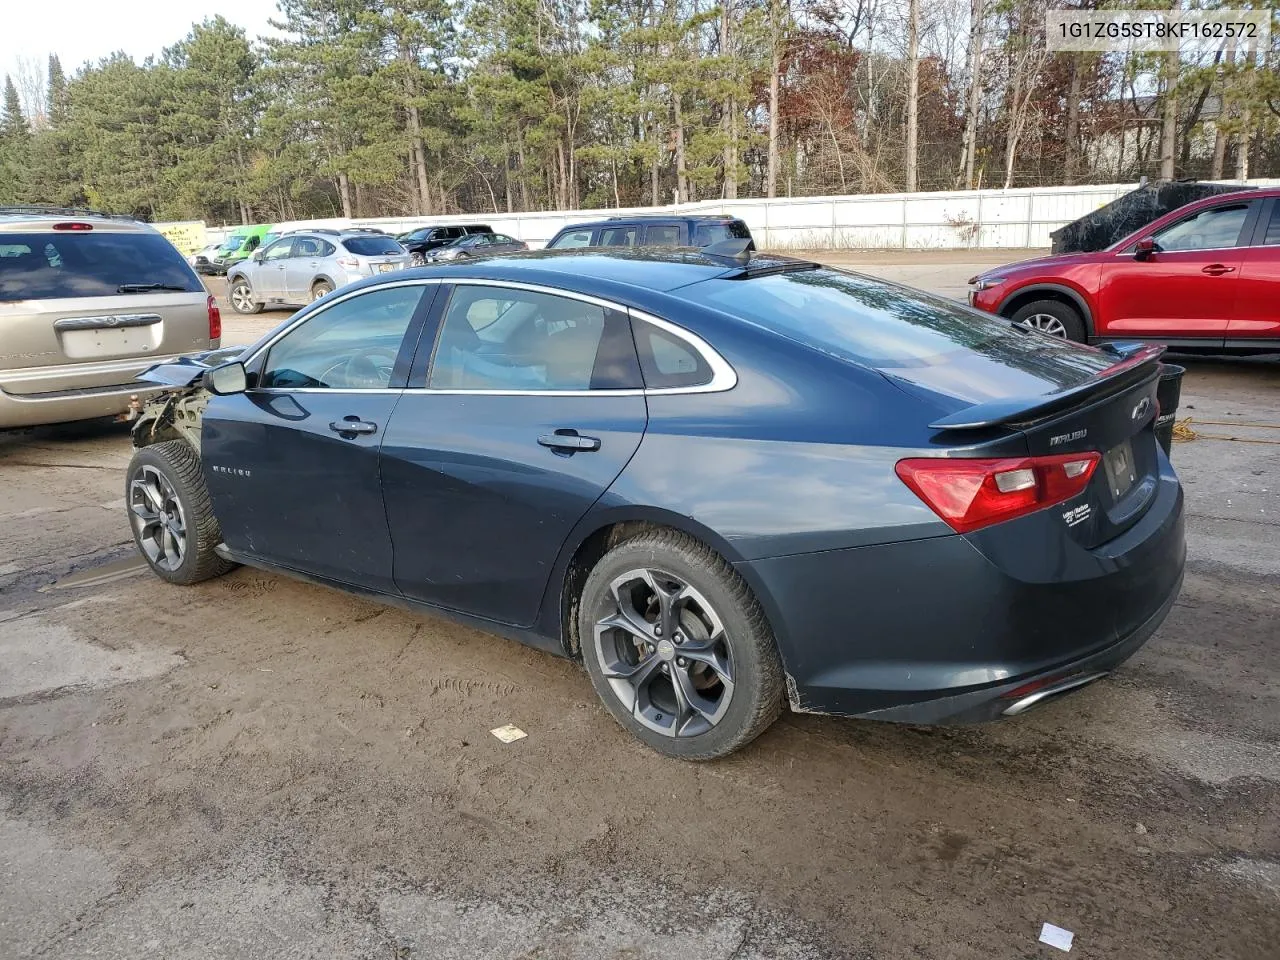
<box><xmin>410</xmin><ymin>252</ymin><xmax>426</xmax><ymax>266</ymax></box>
<box><xmin>311</xmin><ymin>280</ymin><xmax>334</xmax><ymax>302</ymax></box>
<box><xmin>579</xmin><ymin>529</ymin><xmax>784</xmax><ymax>760</ymax></box>
<box><xmin>1009</xmin><ymin>299</ymin><xmax>1086</xmax><ymax>342</ymax></box>
<box><xmin>126</xmin><ymin>440</ymin><xmax>236</xmax><ymax>586</ymax></box>
<box><xmin>228</xmin><ymin>278</ymin><xmax>263</xmax><ymax>314</ymax></box>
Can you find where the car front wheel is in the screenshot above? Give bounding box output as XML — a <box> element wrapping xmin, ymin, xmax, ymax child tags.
<box><xmin>126</xmin><ymin>441</ymin><xmax>236</xmax><ymax>585</ymax></box>
<box><xmin>1009</xmin><ymin>299</ymin><xmax>1086</xmax><ymax>342</ymax></box>
<box><xmin>579</xmin><ymin>529</ymin><xmax>785</xmax><ymax>760</ymax></box>
<box><xmin>228</xmin><ymin>278</ymin><xmax>263</xmax><ymax>314</ymax></box>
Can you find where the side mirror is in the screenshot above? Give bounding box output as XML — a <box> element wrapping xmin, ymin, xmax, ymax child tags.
<box><xmin>203</xmin><ymin>361</ymin><xmax>247</xmax><ymax>396</ymax></box>
<box><xmin>1134</xmin><ymin>237</ymin><xmax>1158</xmax><ymax>261</ymax></box>
<box><xmin>252</xmin><ymin>250</ymin><xmax>265</xmax><ymax>263</ymax></box>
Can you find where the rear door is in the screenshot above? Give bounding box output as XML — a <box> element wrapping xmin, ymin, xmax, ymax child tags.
<box><xmin>284</xmin><ymin>237</ymin><xmax>331</xmax><ymax>300</ymax></box>
<box><xmin>1229</xmin><ymin>197</ymin><xmax>1280</xmax><ymax>342</ymax></box>
<box><xmin>0</xmin><ymin>225</ymin><xmax>213</xmax><ymax>395</ymax></box>
<box><xmin>381</xmin><ymin>281</ymin><xmax>648</xmax><ymax>627</ymax></box>
<box><xmin>598</xmin><ymin>224</ymin><xmax>639</xmax><ymax>248</ymax></box>
<box><xmin>1096</xmin><ymin>200</ymin><xmax>1257</xmax><ymax>342</ymax></box>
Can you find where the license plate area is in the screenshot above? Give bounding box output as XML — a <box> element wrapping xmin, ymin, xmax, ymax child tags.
<box><xmin>1103</xmin><ymin>439</ymin><xmax>1137</xmax><ymax>500</ymax></box>
<box><xmin>378</xmin><ymin>262</ymin><xmax>395</xmax><ymax>273</ymax></box>
<box><xmin>59</xmin><ymin>325</ymin><xmax>162</xmax><ymax>360</ymax></box>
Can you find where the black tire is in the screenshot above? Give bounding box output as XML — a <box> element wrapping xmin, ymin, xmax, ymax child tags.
<box><xmin>125</xmin><ymin>440</ymin><xmax>236</xmax><ymax>585</ymax></box>
<box><xmin>1008</xmin><ymin>298</ymin><xmax>1087</xmax><ymax>342</ymax></box>
<box><xmin>311</xmin><ymin>280</ymin><xmax>335</xmax><ymax>302</ymax></box>
<box><xmin>579</xmin><ymin>529</ymin><xmax>784</xmax><ymax>760</ymax></box>
<box><xmin>228</xmin><ymin>276</ymin><xmax>263</xmax><ymax>314</ymax></box>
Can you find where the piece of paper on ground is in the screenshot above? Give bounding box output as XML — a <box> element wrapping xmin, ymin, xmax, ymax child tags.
<box><xmin>1039</xmin><ymin>922</ymin><xmax>1074</xmax><ymax>953</ymax></box>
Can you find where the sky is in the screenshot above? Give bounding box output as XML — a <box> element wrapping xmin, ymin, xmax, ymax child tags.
<box><xmin>3</xmin><ymin>0</ymin><xmax>280</xmax><ymax>80</ymax></box>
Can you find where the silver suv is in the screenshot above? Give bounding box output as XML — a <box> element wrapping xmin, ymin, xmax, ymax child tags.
<box><xmin>226</xmin><ymin>230</ymin><xmax>411</xmax><ymax>314</ymax></box>
<box><xmin>0</xmin><ymin>207</ymin><xmax>220</xmax><ymax>429</ymax></box>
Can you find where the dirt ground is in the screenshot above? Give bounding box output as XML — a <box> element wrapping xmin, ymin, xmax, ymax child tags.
<box><xmin>1</xmin><ymin>255</ymin><xmax>1277</xmax><ymax>960</ymax></box>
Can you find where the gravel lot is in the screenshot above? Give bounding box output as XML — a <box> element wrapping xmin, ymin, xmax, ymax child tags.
<box><xmin>1</xmin><ymin>251</ymin><xmax>1276</xmax><ymax>960</ymax></box>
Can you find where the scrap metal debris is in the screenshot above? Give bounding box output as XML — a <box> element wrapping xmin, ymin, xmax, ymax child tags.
<box><xmin>490</xmin><ymin>724</ymin><xmax>527</xmax><ymax>744</ymax></box>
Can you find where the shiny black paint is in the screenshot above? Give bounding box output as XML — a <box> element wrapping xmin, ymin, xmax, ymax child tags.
<box><xmin>189</xmin><ymin>251</ymin><xmax>1186</xmax><ymax>725</ymax></box>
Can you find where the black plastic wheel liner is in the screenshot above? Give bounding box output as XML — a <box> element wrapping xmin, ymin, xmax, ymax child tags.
<box><xmin>1050</xmin><ymin>180</ymin><xmax>1256</xmax><ymax>254</ymax></box>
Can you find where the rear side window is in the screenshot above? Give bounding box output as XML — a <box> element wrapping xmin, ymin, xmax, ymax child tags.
<box><xmin>644</xmin><ymin>224</ymin><xmax>682</xmax><ymax>246</ymax></box>
<box><xmin>0</xmin><ymin>231</ymin><xmax>202</xmax><ymax>301</ymax></box>
<box><xmin>693</xmin><ymin>221</ymin><xmax>752</xmax><ymax>246</ymax></box>
<box><xmin>342</xmin><ymin>236</ymin><xmax>404</xmax><ymax>256</ymax></box>
<box><xmin>599</xmin><ymin>225</ymin><xmax>638</xmax><ymax>247</ymax></box>
<box><xmin>549</xmin><ymin>228</ymin><xmax>594</xmax><ymax>249</ymax></box>
<box><xmin>633</xmin><ymin>319</ymin><xmax>713</xmax><ymax>389</ymax></box>
<box><xmin>1260</xmin><ymin>203</ymin><xmax>1280</xmax><ymax>246</ymax></box>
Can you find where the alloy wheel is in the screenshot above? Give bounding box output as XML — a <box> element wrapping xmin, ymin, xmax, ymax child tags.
<box><xmin>1018</xmin><ymin>313</ymin><xmax>1068</xmax><ymax>337</ymax></box>
<box><xmin>230</xmin><ymin>283</ymin><xmax>254</xmax><ymax>313</ymax></box>
<box><xmin>128</xmin><ymin>464</ymin><xmax>187</xmax><ymax>572</ymax></box>
<box><xmin>593</xmin><ymin>568</ymin><xmax>735</xmax><ymax>738</ymax></box>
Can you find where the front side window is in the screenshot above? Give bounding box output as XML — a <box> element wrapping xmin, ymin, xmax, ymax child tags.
<box><xmin>549</xmin><ymin>229</ymin><xmax>594</xmax><ymax>249</ymax></box>
<box><xmin>644</xmin><ymin>224</ymin><xmax>682</xmax><ymax>246</ymax></box>
<box><xmin>262</xmin><ymin>239</ymin><xmax>294</xmax><ymax>262</ymax></box>
<box><xmin>1154</xmin><ymin>203</ymin><xmax>1251</xmax><ymax>252</ymax></box>
<box><xmin>260</xmin><ymin>285</ymin><xmax>424</xmax><ymax>390</ymax></box>
<box><xmin>428</xmin><ymin>285</ymin><xmax>639</xmax><ymax>391</ymax></box>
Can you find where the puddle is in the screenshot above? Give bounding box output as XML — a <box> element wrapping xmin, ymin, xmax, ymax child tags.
<box><xmin>45</xmin><ymin>555</ymin><xmax>148</xmax><ymax>592</ymax></box>
<box><xmin>0</xmin><ymin>617</ymin><xmax>183</xmax><ymax>701</ymax></box>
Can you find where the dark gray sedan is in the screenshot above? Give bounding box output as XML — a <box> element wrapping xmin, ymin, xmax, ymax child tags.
<box><xmin>425</xmin><ymin>232</ymin><xmax>528</xmax><ymax>261</ymax></box>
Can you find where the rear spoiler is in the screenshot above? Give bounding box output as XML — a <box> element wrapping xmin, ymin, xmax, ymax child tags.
<box><xmin>928</xmin><ymin>342</ymin><xmax>1165</xmax><ymax>431</ymax></box>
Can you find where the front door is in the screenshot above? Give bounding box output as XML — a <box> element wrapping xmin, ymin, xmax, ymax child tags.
<box><xmin>203</xmin><ymin>282</ymin><xmax>436</xmax><ymax>592</ymax></box>
<box><xmin>1230</xmin><ymin>198</ymin><xmax>1280</xmax><ymax>342</ymax></box>
<box><xmin>253</xmin><ymin>237</ymin><xmax>295</xmax><ymax>300</ymax></box>
<box><xmin>1096</xmin><ymin>200</ymin><xmax>1256</xmax><ymax>341</ymax></box>
<box><xmin>380</xmin><ymin>282</ymin><xmax>648</xmax><ymax>627</ymax></box>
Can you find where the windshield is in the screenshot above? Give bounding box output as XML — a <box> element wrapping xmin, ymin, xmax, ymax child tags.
<box><xmin>683</xmin><ymin>268</ymin><xmax>1115</xmax><ymax>399</ymax></box>
<box><xmin>219</xmin><ymin>235</ymin><xmax>246</xmax><ymax>253</ymax></box>
<box><xmin>0</xmin><ymin>231</ymin><xmax>203</xmax><ymax>301</ymax></box>
<box><xmin>342</xmin><ymin>236</ymin><xmax>404</xmax><ymax>256</ymax></box>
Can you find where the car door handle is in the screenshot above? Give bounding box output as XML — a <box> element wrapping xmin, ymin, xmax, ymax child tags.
<box><xmin>1202</xmin><ymin>264</ymin><xmax>1236</xmax><ymax>275</ymax></box>
<box><xmin>538</xmin><ymin>431</ymin><xmax>600</xmax><ymax>452</ymax></box>
<box><xmin>329</xmin><ymin>417</ymin><xmax>378</xmax><ymax>436</ymax></box>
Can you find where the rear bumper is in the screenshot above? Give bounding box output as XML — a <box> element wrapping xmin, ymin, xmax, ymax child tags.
<box><xmin>740</xmin><ymin>458</ymin><xmax>1186</xmax><ymax>723</ymax></box>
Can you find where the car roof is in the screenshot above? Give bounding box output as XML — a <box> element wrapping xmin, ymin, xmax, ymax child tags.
<box><xmin>0</xmin><ymin>206</ymin><xmax>152</xmax><ymax>233</ymax></box>
<box><xmin>555</xmin><ymin>215</ymin><xmax>746</xmax><ymax>232</ymax></box>
<box><xmin>392</xmin><ymin>248</ymin><xmax>810</xmax><ymax>297</ymax></box>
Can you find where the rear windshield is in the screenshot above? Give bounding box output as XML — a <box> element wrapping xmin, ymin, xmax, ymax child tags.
<box><xmin>0</xmin><ymin>231</ymin><xmax>203</xmax><ymax>301</ymax></box>
<box><xmin>342</xmin><ymin>236</ymin><xmax>404</xmax><ymax>256</ymax></box>
<box><xmin>683</xmin><ymin>268</ymin><xmax>1115</xmax><ymax>390</ymax></box>
<box><xmin>692</xmin><ymin>221</ymin><xmax>752</xmax><ymax>246</ymax></box>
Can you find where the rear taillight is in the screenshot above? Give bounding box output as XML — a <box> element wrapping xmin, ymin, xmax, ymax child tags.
<box><xmin>53</xmin><ymin>221</ymin><xmax>93</xmax><ymax>231</ymax></box>
<box><xmin>895</xmin><ymin>452</ymin><xmax>1101</xmax><ymax>534</ymax></box>
<box><xmin>336</xmin><ymin>256</ymin><xmax>359</xmax><ymax>268</ymax></box>
<box><xmin>207</xmin><ymin>294</ymin><xmax>221</xmax><ymax>340</ymax></box>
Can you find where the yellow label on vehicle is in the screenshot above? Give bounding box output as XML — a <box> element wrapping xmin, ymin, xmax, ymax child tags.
<box><xmin>153</xmin><ymin>221</ymin><xmax>208</xmax><ymax>255</ymax></box>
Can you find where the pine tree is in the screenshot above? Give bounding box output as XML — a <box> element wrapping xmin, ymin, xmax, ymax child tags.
<box><xmin>1</xmin><ymin>76</ymin><xmax>28</xmax><ymax>142</ymax></box>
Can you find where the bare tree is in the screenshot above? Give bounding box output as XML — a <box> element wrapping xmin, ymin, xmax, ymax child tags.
<box><xmin>13</xmin><ymin>55</ymin><xmax>48</xmax><ymax>131</ymax></box>
<box><xmin>1159</xmin><ymin>2</ymin><xmax>1180</xmax><ymax>179</ymax></box>
<box><xmin>905</xmin><ymin>0</ymin><xmax>920</xmax><ymax>192</ymax></box>
<box><xmin>959</xmin><ymin>0</ymin><xmax>986</xmax><ymax>188</ymax></box>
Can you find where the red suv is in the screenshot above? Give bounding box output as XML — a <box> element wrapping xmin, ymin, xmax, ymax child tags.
<box><xmin>970</xmin><ymin>188</ymin><xmax>1280</xmax><ymax>352</ymax></box>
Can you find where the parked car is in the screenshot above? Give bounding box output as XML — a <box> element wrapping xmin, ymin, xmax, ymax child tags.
<box><xmin>126</xmin><ymin>249</ymin><xmax>1185</xmax><ymax>759</ymax></box>
<box><xmin>209</xmin><ymin>225</ymin><xmax>277</xmax><ymax>275</ymax></box>
<box><xmin>425</xmin><ymin>232</ymin><xmax>528</xmax><ymax>261</ymax></box>
<box><xmin>544</xmin><ymin>215</ymin><xmax>754</xmax><ymax>251</ymax></box>
<box><xmin>0</xmin><ymin>206</ymin><xmax>220</xmax><ymax>429</ymax></box>
<box><xmin>970</xmin><ymin>187</ymin><xmax>1280</xmax><ymax>352</ymax></box>
<box><xmin>225</xmin><ymin>229</ymin><xmax>412</xmax><ymax>313</ymax></box>
<box><xmin>189</xmin><ymin>242</ymin><xmax>222</xmax><ymax>275</ymax></box>
<box><xmin>399</xmin><ymin>224</ymin><xmax>494</xmax><ymax>265</ymax></box>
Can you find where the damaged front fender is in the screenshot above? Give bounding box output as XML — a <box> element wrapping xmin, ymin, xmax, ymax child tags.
<box><xmin>130</xmin><ymin>346</ymin><xmax>247</xmax><ymax>454</ymax></box>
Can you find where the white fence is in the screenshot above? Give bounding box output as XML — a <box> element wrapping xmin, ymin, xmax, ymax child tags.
<box><xmin>198</xmin><ymin>178</ymin><xmax>1280</xmax><ymax>251</ymax></box>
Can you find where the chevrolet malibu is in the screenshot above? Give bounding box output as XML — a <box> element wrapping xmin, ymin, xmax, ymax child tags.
<box><xmin>125</xmin><ymin>249</ymin><xmax>1186</xmax><ymax>759</ymax></box>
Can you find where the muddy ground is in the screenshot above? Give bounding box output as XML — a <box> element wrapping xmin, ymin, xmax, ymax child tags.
<box><xmin>1</xmin><ymin>253</ymin><xmax>1277</xmax><ymax>959</ymax></box>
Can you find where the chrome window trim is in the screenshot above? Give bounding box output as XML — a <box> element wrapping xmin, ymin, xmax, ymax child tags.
<box><xmin>241</xmin><ymin>275</ymin><xmax>737</xmax><ymax>398</ymax></box>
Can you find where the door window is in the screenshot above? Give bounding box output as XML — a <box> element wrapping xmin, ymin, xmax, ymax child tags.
<box><xmin>260</xmin><ymin>285</ymin><xmax>425</xmax><ymax>390</ymax></box>
<box><xmin>549</xmin><ymin>229</ymin><xmax>594</xmax><ymax>249</ymax></box>
<box><xmin>293</xmin><ymin>236</ymin><xmax>327</xmax><ymax>258</ymax></box>
<box><xmin>261</xmin><ymin>238</ymin><xmax>295</xmax><ymax>262</ymax></box>
<box><xmin>1259</xmin><ymin>203</ymin><xmax>1280</xmax><ymax>246</ymax></box>
<box><xmin>643</xmin><ymin>224</ymin><xmax>682</xmax><ymax>246</ymax></box>
<box><xmin>1154</xmin><ymin>204</ymin><xmax>1251</xmax><ymax>252</ymax></box>
<box><xmin>599</xmin><ymin>225</ymin><xmax>638</xmax><ymax>247</ymax></box>
<box><xmin>428</xmin><ymin>285</ymin><xmax>640</xmax><ymax>391</ymax></box>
